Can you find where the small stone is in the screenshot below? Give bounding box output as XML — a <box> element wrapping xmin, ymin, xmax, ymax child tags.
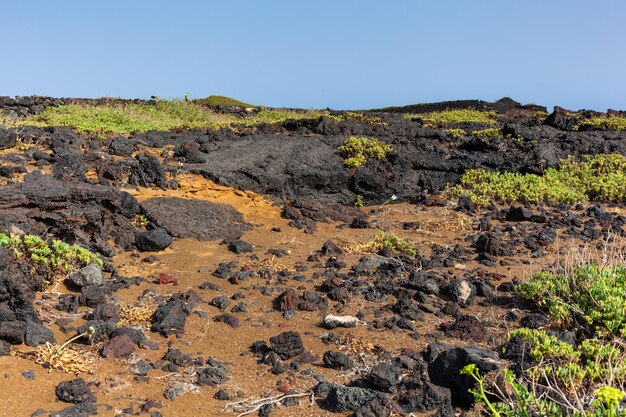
<box><xmin>368</xmin><ymin>363</ymin><xmax>402</xmax><ymax>392</ymax></box>
<box><xmin>449</xmin><ymin>279</ymin><xmax>477</xmax><ymax>307</ymax></box>
<box><xmin>66</xmin><ymin>264</ymin><xmax>104</xmax><ymax>287</ymax></box>
<box><xmin>323</xmin><ymin>315</ymin><xmax>359</xmax><ymax>329</ymax></box>
<box><xmin>130</xmin><ymin>358</ymin><xmax>153</xmax><ymax>376</ymax></box>
<box><xmin>196</xmin><ymin>366</ymin><xmax>229</xmax><ymax>386</ymax></box>
<box><xmin>214</xmin><ymin>389</ymin><xmax>232</xmax><ymax>400</ymax></box>
<box><xmin>21</xmin><ymin>370</ymin><xmax>35</xmax><ymax>380</ymax></box>
<box><xmin>101</xmin><ymin>334</ymin><xmax>136</xmax><ymax>358</ymax></box>
<box><xmin>136</xmin><ymin>227</ymin><xmax>173</xmax><ymax>252</ymax></box>
<box><xmin>270</xmin><ymin>331</ymin><xmax>304</xmax><ymax>359</ymax></box>
<box><xmin>163</xmin><ymin>383</ymin><xmax>197</xmax><ymax>401</ymax></box>
<box><xmin>213</xmin><ymin>313</ymin><xmax>240</xmax><ymax>328</ymax></box>
<box><xmin>228</xmin><ymin>240</ymin><xmax>253</xmax><ymax>254</ymax></box>
<box><xmin>323</xmin><ymin>351</ymin><xmax>352</xmax><ymax>370</ymax></box>
<box><xmin>209</xmin><ymin>296</ymin><xmax>231</xmax><ymax>310</ymax></box>
<box><xmin>55</xmin><ymin>378</ymin><xmax>96</xmax><ymax>403</ymax></box>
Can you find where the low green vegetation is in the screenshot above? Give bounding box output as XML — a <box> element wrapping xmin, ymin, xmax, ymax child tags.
<box><xmin>193</xmin><ymin>95</ymin><xmax>255</xmax><ymax>107</ymax></box>
<box><xmin>405</xmin><ymin>109</ymin><xmax>497</xmax><ymax>125</ymax></box>
<box><xmin>339</xmin><ymin>111</ymin><xmax>388</xmax><ymax>126</ymax></box>
<box><xmin>462</xmin><ymin>263</ymin><xmax>626</xmax><ymax>416</ymax></box>
<box><xmin>577</xmin><ymin>116</ymin><xmax>626</xmax><ymax>131</ymax></box>
<box><xmin>463</xmin><ymin>359</ymin><xmax>626</xmax><ymax>417</ymax></box>
<box><xmin>0</xmin><ymin>233</ymin><xmax>102</xmax><ymax>279</ymax></box>
<box><xmin>472</xmin><ymin>127</ymin><xmax>503</xmax><ymax>138</ymax></box>
<box><xmin>354</xmin><ymin>194</ymin><xmax>364</xmax><ymax>208</ymax></box>
<box><xmin>371</xmin><ymin>231</ymin><xmax>416</xmax><ymax>256</ymax></box>
<box><xmin>239</xmin><ymin>109</ymin><xmax>331</xmax><ymax>126</ymax></box>
<box><xmin>453</xmin><ymin>154</ymin><xmax>626</xmax><ymax>206</ymax></box>
<box><xmin>20</xmin><ymin>99</ymin><xmax>233</xmax><ymax>136</ymax></box>
<box><xmin>338</xmin><ymin>136</ymin><xmax>393</xmax><ymax>168</ymax></box>
<box><xmin>446</xmin><ymin>128</ymin><xmax>466</xmax><ymax>138</ymax></box>
<box><xmin>518</xmin><ymin>264</ymin><xmax>626</xmax><ymax>336</ymax></box>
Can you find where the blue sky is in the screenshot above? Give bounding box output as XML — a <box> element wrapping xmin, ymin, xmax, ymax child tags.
<box><xmin>2</xmin><ymin>1</ymin><xmax>625</xmax><ymax>110</ymax></box>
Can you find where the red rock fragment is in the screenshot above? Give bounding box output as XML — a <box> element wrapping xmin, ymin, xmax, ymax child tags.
<box><xmin>154</xmin><ymin>273</ymin><xmax>178</xmax><ymax>285</ymax></box>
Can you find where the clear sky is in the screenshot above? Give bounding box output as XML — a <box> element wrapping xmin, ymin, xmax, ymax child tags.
<box><xmin>2</xmin><ymin>1</ymin><xmax>625</xmax><ymax>111</ymax></box>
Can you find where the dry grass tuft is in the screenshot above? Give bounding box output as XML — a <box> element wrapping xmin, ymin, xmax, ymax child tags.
<box><xmin>118</xmin><ymin>304</ymin><xmax>155</xmax><ymax>327</ymax></box>
<box><xmin>15</xmin><ymin>342</ymin><xmax>96</xmax><ymax>375</ymax></box>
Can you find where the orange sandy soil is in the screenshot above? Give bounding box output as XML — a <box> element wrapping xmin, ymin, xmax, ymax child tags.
<box><xmin>0</xmin><ymin>174</ymin><xmax>588</xmax><ymax>417</ymax></box>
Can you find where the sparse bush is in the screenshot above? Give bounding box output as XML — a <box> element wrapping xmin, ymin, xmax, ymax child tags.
<box><xmin>339</xmin><ymin>112</ymin><xmax>388</xmax><ymax>126</ymax></box>
<box><xmin>371</xmin><ymin>231</ymin><xmax>416</xmax><ymax>256</ymax></box>
<box><xmin>472</xmin><ymin>128</ymin><xmax>503</xmax><ymax>138</ymax></box>
<box><xmin>453</xmin><ymin>154</ymin><xmax>626</xmax><ymax>207</ymax></box>
<box><xmin>338</xmin><ymin>136</ymin><xmax>393</xmax><ymax>168</ymax></box>
<box><xmin>577</xmin><ymin>116</ymin><xmax>626</xmax><ymax>131</ymax></box>
<box><xmin>132</xmin><ymin>215</ymin><xmax>149</xmax><ymax>229</ymax></box>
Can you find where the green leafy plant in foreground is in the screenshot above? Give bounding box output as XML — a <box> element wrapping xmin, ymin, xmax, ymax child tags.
<box><xmin>517</xmin><ymin>264</ymin><xmax>626</xmax><ymax>336</ymax></box>
<box><xmin>0</xmin><ymin>233</ymin><xmax>102</xmax><ymax>280</ymax></box>
<box><xmin>454</xmin><ymin>154</ymin><xmax>626</xmax><ymax>207</ymax></box>
<box><xmin>461</xmin><ymin>362</ymin><xmax>626</xmax><ymax>417</ymax></box>
<box><xmin>338</xmin><ymin>136</ymin><xmax>393</xmax><ymax>168</ymax></box>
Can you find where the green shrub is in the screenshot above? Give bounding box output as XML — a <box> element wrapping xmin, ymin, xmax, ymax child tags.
<box><xmin>461</xmin><ymin>360</ymin><xmax>626</xmax><ymax>417</ymax></box>
<box><xmin>472</xmin><ymin>128</ymin><xmax>503</xmax><ymax>138</ymax></box>
<box><xmin>517</xmin><ymin>264</ymin><xmax>626</xmax><ymax>336</ymax></box>
<box><xmin>371</xmin><ymin>231</ymin><xmax>416</xmax><ymax>256</ymax></box>
<box><xmin>453</xmin><ymin>154</ymin><xmax>626</xmax><ymax>207</ymax></box>
<box><xmin>0</xmin><ymin>233</ymin><xmax>102</xmax><ymax>280</ymax></box>
<box><xmin>338</xmin><ymin>136</ymin><xmax>393</xmax><ymax>168</ymax></box>
<box><xmin>236</xmin><ymin>109</ymin><xmax>331</xmax><ymax>126</ymax></box>
<box><xmin>339</xmin><ymin>111</ymin><xmax>388</xmax><ymax>126</ymax></box>
<box><xmin>405</xmin><ymin>109</ymin><xmax>497</xmax><ymax>125</ymax></box>
<box><xmin>577</xmin><ymin>116</ymin><xmax>626</xmax><ymax>131</ymax></box>
<box><xmin>446</xmin><ymin>128</ymin><xmax>466</xmax><ymax>138</ymax></box>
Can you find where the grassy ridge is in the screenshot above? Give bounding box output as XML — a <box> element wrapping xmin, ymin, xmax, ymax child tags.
<box><xmin>193</xmin><ymin>95</ymin><xmax>255</xmax><ymax>107</ymax></box>
<box><xmin>405</xmin><ymin>109</ymin><xmax>497</xmax><ymax>125</ymax></box>
<box><xmin>10</xmin><ymin>100</ymin><xmax>333</xmax><ymax>137</ymax></box>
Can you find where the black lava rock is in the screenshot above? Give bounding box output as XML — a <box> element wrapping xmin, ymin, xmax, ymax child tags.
<box><xmin>55</xmin><ymin>378</ymin><xmax>97</xmax><ymax>404</ymax></box>
<box><xmin>269</xmin><ymin>331</ymin><xmax>304</xmax><ymax>359</ymax></box>
<box><xmin>135</xmin><ymin>227</ymin><xmax>173</xmax><ymax>252</ymax></box>
<box><xmin>323</xmin><ymin>350</ymin><xmax>352</xmax><ymax>370</ymax></box>
<box><xmin>427</xmin><ymin>343</ymin><xmax>500</xmax><ymax>404</ymax></box>
<box><xmin>367</xmin><ymin>363</ymin><xmax>403</xmax><ymax>392</ymax></box>
<box><xmin>228</xmin><ymin>240</ymin><xmax>253</xmax><ymax>254</ymax></box>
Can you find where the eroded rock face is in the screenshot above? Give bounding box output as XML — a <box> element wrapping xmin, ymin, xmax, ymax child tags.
<box><xmin>0</xmin><ymin>172</ymin><xmax>140</xmax><ymax>254</ymax></box>
<box><xmin>140</xmin><ymin>197</ymin><xmax>251</xmax><ymax>241</ymax></box>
